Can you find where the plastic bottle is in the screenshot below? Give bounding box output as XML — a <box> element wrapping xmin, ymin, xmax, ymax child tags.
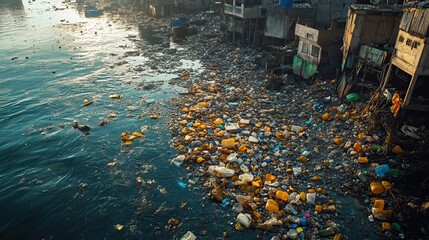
<box><xmin>265</xmin><ymin>199</ymin><xmax>279</xmax><ymax>213</ymax></box>
<box><xmin>285</xmin><ymin>204</ymin><xmax>298</xmax><ymax>214</ymax></box>
<box><xmin>306</xmin><ymin>193</ymin><xmax>316</xmax><ymax>205</ymax></box>
<box><xmin>177</xmin><ymin>180</ymin><xmax>187</xmax><ymax>188</ymax></box>
<box><xmin>372</xmin><ymin>207</ymin><xmax>392</xmax><ymax>220</ymax></box>
<box><xmin>374</xmin><ymin>199</ymin><xmax>385</xmax><ymax>209</ymax></box>
<box><xmin>353</xmin><ymin>142</ymin><xmax>362</xmax><ymax>152</ymax></box>
<box><xmin>287</xmin><ymin>229</ymin><xmax>298</xmax><ymax>239</ymax></box>
<box><xmin>358</xmin><ymin>157</ymin><xmax>368</xmax><ymax>164</ymax></box>
<box><xmin>381</xmin><ymin>180</ymin><xmax>392</xmax><ymax>190</ymax></box>
<box><xmin>232</xmin><ymin>203</ymin><xmax>243</xmax><ymax>213</ymax></box>
<box><xmin>293</xmin><ymin>167</ymin><xmax>302</xmax><ymax>176</ymax></box>
<box><xmin>276</xmin><ymin>190</ymin><xmax>289</xmax><ymax>201</ymax></box>
<box><xmin>237</xmin><ymin>213</ymin><xmax>252</xmax><ymax>228</ymax></box>
<box><xmin>375</xmin><ymin>164</ymin><xmax>390</xmax><ymax>177</ymax></box>
<box><xmin>227</xmin><ymin>153</ymin><xmax>237</xmax><ymax>162</ymax></box>
<box><xmin>208</xmin><ymin>166</ymin><xmax>235</xmax><ymax>177</ymax></box>
<box><xmin>236</xmin><ymin>195</ymin><xmax>253</xmax><ymax>206</ymax></box>
<box><xmin>221</xmin><ymin>138</ymin><xmax>237</xmax><ymax>148</ymax></box>
<box><xmin>240</xmin><ymin>164</ymin><xmax>249</xmax><ymax>173</ymax></box>
<box><xmin>180</xmin><ymin>231</ymin><xmax>196</xmax><ymax>240</ymax></box>
<box><xmin>291</xmin><ymin>125</ymin><xmax>302</xmax><ymax>133</ymax></box>
<box><xmin>300</xmin><ymin>217</ymin><xmax>307</xmax><ymax>226</ymax></box>
<box><xmin>238</xmin><ymin>173</ymin><xmax>254</xmax><ymax>182</ymax></box>
<box><xmin>370</xmin><ymin>182</ymin><xmax>385</xmax><ymax>194</ymax></box>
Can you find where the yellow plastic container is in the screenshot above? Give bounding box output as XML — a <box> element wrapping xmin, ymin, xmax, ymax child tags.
<box><xmin>298</xmin><ymin>155</ymin><xmax>308</xmax><ymax>163</ymax></box>
<box><xmin>300</xmin><ymin>192</ymin><xmax>306</xmax><ymax>201</ymax></box>
<box><xmin>358</xmin><ymin>157</ymin><xmax>368</xmax><ymax>164</ymax></box>
<box><xmin>315</xmin><ymin>205</ymin><xmax>323</xmax><ymax>213</ymax></box>
<box><xmin>238</xmin><ymin>144</ymin><xmax>247</xmax><ymax>153</ymax></box>
<box><xmin>198</xmin><ymin>102</ymin><xmax>207</xmax><ymax>107</ymax></box>
<box><xmin>275</xmin><ymin>190</ymin><xmax>290</xmax><ymax>202</ymax></box>
<box><xmin>322</xmin><ymin>113</ymin><xmax>330</xmax><ymax>121</ymax></box>
<box><xmin>333</xmin><ymin>137</ymin><xmax>343</xmax><ymax>145</ymax></box>
<box><xmin>353</xmin><ymin>142</ymin><xmax>362</xmax><ymax>152</ymax></box>
<box><xmin>370</xmin><ymin>182</ymin><xmax>385</xmax><ymax>194</ymax></box>
<box><xmin>374</xmin><ymin>199</ymin><xmax>385</xmax><ymax>209</ymax></box>
<box><xmin>221</xmin><ymin>138</ymin><xmax>236</xmax><ymax>149</ymax></box>
<box><xmin>265</xmin><ymin>199</ymin><xmax>279</xmax><ymax>213</ymax></box>
<box><xmin>214</xmin><ymin>118</ymin><xmax>224</xmax><ymax>125</ymax></box>
<box><xmin>382</xmin><ymin>222</ymin><xmax>391</xmax><ymax>231</ymax></box>
<box><xmin>265</xmin><ymin>174</ymin><xmax>276</xmax><ymax>181</ymax></box>
<box><xmin>391</xmin><ymin>145</ymin><xmax>403</xmax><ymax>155</ymax></box>
<box><xmin>381</xmin><ymin>181</ymin><xmax>392</xmax><ymax>190</ymax></box>
<box><xmin>254</xmin><ymin>211</ymin><xmax>262</xmax><ymax>218</ymax></box>
<box><xmin>357</xmin><ymin>133</ymin><xmax>365</xmax><ymax>141</ymax></box>
<box><xmin>333</xmin><ymin>234</ymin><xmax>344</xmax><ymax>240</ymax></box>
<box><xmin>373</xmin><ymin>208</ymin><xmax>392</xmax><ymax>220</ymax></box>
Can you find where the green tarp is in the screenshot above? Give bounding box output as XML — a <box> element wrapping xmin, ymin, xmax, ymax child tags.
<box><xmin>293</xmin><ymin>55</ymin><xmax>318</xmax><ymax>79</ymax></box>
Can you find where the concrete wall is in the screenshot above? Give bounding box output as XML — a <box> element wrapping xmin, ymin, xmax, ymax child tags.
<box><xmin>295</xmin><ymin>23</ymin><xmax>343</xmax><ymax>46</ymax></box>
<box><xmin>264</xmin><ymin>6</ymin><xmax>316</xmax><ymax>40</ymax></box>
<box><xmin>315</xmin><ymin>0</ymin><xmax>356</xmax><ymax>28</ymax></box>
<box><xmin>265</xmin><ymin>14</ymin><xmax>293</xmax><ymax>39</ymax></box>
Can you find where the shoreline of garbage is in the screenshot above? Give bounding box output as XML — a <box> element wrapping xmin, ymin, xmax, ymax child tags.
<box><xmin>102</xmin><ymin>3</ymin><xmax>427</xmax><ymax>239</ymax></box>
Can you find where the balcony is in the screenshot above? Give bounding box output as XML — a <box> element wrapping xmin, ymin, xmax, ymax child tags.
<box><xmin>224</xmin><ymin>0</ymin><xmax>264</xmax><ymax>19</ymax></box>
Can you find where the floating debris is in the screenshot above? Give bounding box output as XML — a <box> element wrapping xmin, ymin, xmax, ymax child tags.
<box><xmin>109</xmin><ymin>94</ymin><xmax>121</xmax><ymax>99</ymax></box>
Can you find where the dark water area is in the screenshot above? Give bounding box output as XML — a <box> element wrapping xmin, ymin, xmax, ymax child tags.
<box><xmin>0</xmin><ymin>0</ymin><xmax>380</xmax><ymax>239</ymax></box>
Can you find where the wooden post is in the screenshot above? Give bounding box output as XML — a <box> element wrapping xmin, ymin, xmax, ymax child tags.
<box><xmin>232</xmin><ymin>17</ymin><xmax>235</xmax><ymax>46</ymax></box>
<box><xmin>403</xmin><ymin>74</ymin><xmax>418</xmax><ymax>107</ymax></box>
<box><xmin>381</xmin><ymin>63</ymin><xmax>393</xmax><ymax>90</ymax></box>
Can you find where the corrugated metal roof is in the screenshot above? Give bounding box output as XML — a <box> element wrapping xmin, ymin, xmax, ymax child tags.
<box><xmin>399</xmin><ymin>6</ymin><xmax>429</xmax><ymax>38</ymax></box>
<box><xmin>350</xmin><ymin>4</ymin><xmax>402</xmax><ymax>13</ymax></box>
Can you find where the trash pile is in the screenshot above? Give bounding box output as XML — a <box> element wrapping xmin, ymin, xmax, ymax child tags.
<box><xmin>86</xmin><ymin>1</ymin><xmax>428</xmax><ymax>238</ymax></box>
<box><xmin>166</xmin><ymin>54</ymin><xmax>375</xmax><ymax>238</ymax></box>
<box><xmin>161</xmin><ymin>10</ymin><xmax>428</xmax><ymax>240</ymax></box>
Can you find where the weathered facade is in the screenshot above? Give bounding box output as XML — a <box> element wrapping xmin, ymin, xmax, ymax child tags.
<box><xmin>382</xmin><ymin>1</ymin><xmax>429</xmax><ymax>110</ymax></box>
<box><xmin>264</xmin><ymin>0</ymin><xmax>356</xmax><ymax>45</ymax></box>
<box><xmin>314</xmin><ymin>0</ymin><xmax>356</xmax><ymax>29</ymax></box>
<box><xmin>264</xmin><ymin>4</ymin><xmax>315</xmax><ymax>44</ymax></box>
<box><xmin>337</xmin><ymin>4</ymin><xmax>403</xmax><ymax>98</ymax></box>
<box><xmin>293</xmin><ymin>22</ymin><xmax>344</xmax><ymax>79</ymax></box>
<box><xmin>223</xmin><ymin>0</ymin><xmax>267</xmax><ymax>46</ymax></box>
<box><xmin>341</xmin><ymin>4</ymin><xmax>402</xmax><ymax>70</ymax></box>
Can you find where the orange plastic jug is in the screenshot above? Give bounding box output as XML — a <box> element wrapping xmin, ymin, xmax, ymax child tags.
<box><xmin>374</xmin><ymin>199</ymin><xmax>385</xmax><ymax>209</ymax></box>
<box><xmin>370</xmin><ymin>182</ymin><xmax>385</xmax><ymax>194</ymax></box>
<box><xmin>275</xmin><ymin>190</ymin><xmax>289</xmax><ymax>202</ymax></box>
<box><xmin>221</xmin><ymin>138</ymin><xmax>236</xmax><ymax>149</ymax></box>
<box><xmin>265</xmin><ymin>199</ymin><xmax>279</xmax><ymax>213</ymax></box>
